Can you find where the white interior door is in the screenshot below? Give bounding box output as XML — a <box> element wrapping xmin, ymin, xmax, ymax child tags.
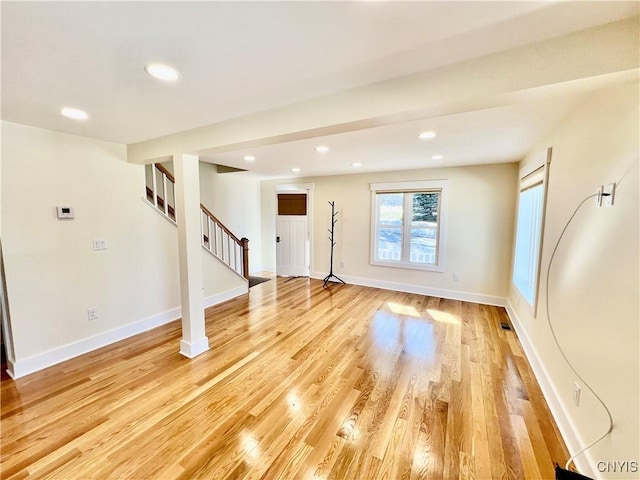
<box><xmin>276</xmin><ymin>215</ymin><xmax>309</xmax><ymax>277</ymax></box>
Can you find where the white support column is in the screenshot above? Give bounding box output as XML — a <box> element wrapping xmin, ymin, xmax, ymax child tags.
<box><xmin>173</xmin><ymin>153</ymin><xmax>209</xmax><ymax>358</ymax></box>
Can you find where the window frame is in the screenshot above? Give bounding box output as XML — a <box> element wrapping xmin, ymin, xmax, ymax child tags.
<box><xmin>370</xmin><ymin>180</ymin><xmax>448</xmax><ymax>272</ymax></box>
<box><xmin>512</xmin><ymin>155</ymin><xmax>549</xmax><ymax>314</ymax></box>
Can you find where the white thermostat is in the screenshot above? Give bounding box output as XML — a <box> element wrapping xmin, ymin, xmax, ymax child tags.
<box><xmin>56</xmin><ymin>206</ymin><xmax>75</xmax><ymax>219</ymax></box>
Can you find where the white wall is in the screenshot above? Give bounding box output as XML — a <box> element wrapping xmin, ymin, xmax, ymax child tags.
<box><xmin>507</xmin><ymin>83</ymin><xmax>639</xmax><ymax>478</ymax></box>
<box><xmin>199</xmin><ymin>162</ymin><xmax>263</xmax><ymax>273</ymax></box>
<box><xmin>262</xmin><ymin>162</ymin><xmax>518</xmax><ymax>302</ymax></box>
<box><xmin>158</xmin><ymin>161</ymin><xmax>263</xmax><ymax>273</ymax></box>
<box><xmin>1</xmin><ymin>122</ymin><xmax>246</xmax><ymax>376</ymax></box>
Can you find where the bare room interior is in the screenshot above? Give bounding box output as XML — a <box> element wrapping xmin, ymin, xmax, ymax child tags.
<box><xmin>1</xmin><ymin>2</ymin><xmax>638</xmax><ymax>479</ymax></box>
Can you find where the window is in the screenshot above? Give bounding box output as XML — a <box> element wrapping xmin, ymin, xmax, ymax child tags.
<box><xmin>513</xmin><ymin>167</ymin><xmax>546</xmax><ymax>306</ymax></box>
<box><xmin>370</xmin><ymin>180</ymin><xmax>448</xmax><ymax>271</ymax></box>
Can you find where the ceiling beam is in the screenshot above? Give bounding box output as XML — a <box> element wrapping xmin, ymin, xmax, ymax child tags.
<box><xmin>127</xmin><ymin>17</ymin><xmax>639</xmax><ymax>165</ymax></box>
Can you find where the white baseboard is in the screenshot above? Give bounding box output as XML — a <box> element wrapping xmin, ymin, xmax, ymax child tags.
<box><xmin>310</xmin><ymin>271</ymin><xmax>506</xmax><ymax>307</ymax></box>
<box><xmin>5</xmin><ymin>360</ymin><xmax>17</xmax><ymax>380</ymax></box>
<box><xmin>9</xmin><ymin>306</ymin><xmax>181</xmax><ymax>379</ymax></box>
<box><xmin>309</xmin><ymin>270</ymin><xmax>592</xmax><ymax>476</ymax></box>
<box><xmin>504</xmin><ymin>300</ymin><xmax>597</xmax><ymax>479</ymax></box>
<box><xmin>180</xmin><ymin>337</ymin><xmax>209</xmax><ymax>358</ymax></box>
<box><xmin>9</xmin><ymin>286</ymin><xmax>248</xmax><ymax>380</ymax></box>
<box><xmin>262</xmin><ymin>265</ymin><xmax>276</xmax><ymax>274</ymax></box>
<box><xmin>7</xmin><ymin>269</ymin><xmax>590</xmax><ymax>479</ymax></box>
<box><xmin>203</xmin><ymin>285</ymin><xmax>248</xmax><ymax>309</ymax></box>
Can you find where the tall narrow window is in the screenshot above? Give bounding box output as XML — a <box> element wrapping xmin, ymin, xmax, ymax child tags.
<box><xmin>371</xmin><ymin>180</ymin><xmax>448</xmax><ymax>272</ymax></box>
<box><xmin>513</xmin><ymin>167</ymin><xmax>546</xmax><ymax>305</ymax></box>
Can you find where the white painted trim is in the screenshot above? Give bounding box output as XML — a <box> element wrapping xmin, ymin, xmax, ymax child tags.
<box><xmin>203</xmin><ymin>285</ymin><xmax>247</xmax><ymax>309</ymax></box>
<box><xmin>275</xmin><ymin>183</ymin><xmax>314</xmax><ymax>192</ymax></box>
<box><xmin>370</xmin><ymin>179</ymin><xmax>449</xmax><ymax>192</ymax></box>
<box><xmin>9</xmin><ymin>285</ymin><xmax>247</xmax><ymax>379</ymax></box>
<box><xmin>310</xmin><ymin>271</ymin><xmax>505</xmax><ymax>307</ymax></box>
<box><xmin>262</xmin><ymin>265</ymin><xmax>276</xmax><ymax>273</ymax></box>
<box><xmin>370</xmin><ymin>180</ymin><xmax>448</xmax><ymax>274</ymax></box>
<box><xmin>274</xmin><ymin>183</ymin><xmax>314</xmax><ymax>276</ymax></box>
<box><xmin>201</xmin><ymin>244</ymin><xmax>250</xmax><ymax>283</ymax></box>
<box><xmin>306</xmin><ymin>271</ymin><xmax>592</xmax><ymax>477</ymax></box>
<box><xmin>1</xmin><ymin>247</ymin><xmax>16</xmax><ymax>367</ymax></box>
<box><xmin>369</xmin><ymin>258</ymin><xmax>445</xmax><ymax>273</ymax></box>
<box><xmin>5</xmin><ymin>360</ymin><xmax>16</xmax><ymax>380</ymax></box>
<box><xmin>9</xmin><ymin>306</ymin><xmax>181</xmax><ymax>379</ymax></box>
<box><xmin>141</xmin><ymin>197</ymin><xmax>177</xmax><ymax>225</ymax></box>
<box><xmin>180</xmin><ymin>336</ymin><xmax>210</xmax><ymax>358</ymax></box>
<box><xmin>504</xmin><ymin>300</ymin><xmax>597</xmax><ymax>479</ymax></box>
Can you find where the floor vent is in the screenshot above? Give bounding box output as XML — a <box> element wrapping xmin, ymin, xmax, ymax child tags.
<box><xmin>500</xmin><ymin>322</ymin><xmax>512</xmax><ymax>331</ymax></box>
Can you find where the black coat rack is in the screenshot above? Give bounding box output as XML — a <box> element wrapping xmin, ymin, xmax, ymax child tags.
<box><xmin>323</xmin><ymin>201</ymin><xmax>345</xmax><ymax>288</ymax></box>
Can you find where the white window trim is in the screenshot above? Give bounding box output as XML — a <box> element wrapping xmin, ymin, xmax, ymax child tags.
<box><xmin>370</xmin><ymin>180</ymin><xmax>448</xmax><ymax>272</ymax></box>
<box><xmin>512</xmin><ymin>147</ymin><xmax>551</xmax><ymax>316</ymax></box>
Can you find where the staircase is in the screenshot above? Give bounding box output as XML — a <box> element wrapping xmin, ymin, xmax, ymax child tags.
<box><xmin>144</xmin><ymin>163</ymin><xmax>249</xmax><ymax>280</ymax></box>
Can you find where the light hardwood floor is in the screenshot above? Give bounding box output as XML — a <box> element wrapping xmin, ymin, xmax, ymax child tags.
<box><xmin>1</xmin><ymin>277</ymin><xmax>569</xmax><ymax>479</ymax></box>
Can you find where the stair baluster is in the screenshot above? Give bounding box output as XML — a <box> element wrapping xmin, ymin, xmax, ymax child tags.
<box><xmin>143</xmin><ymin>163</ymin><xmax>249</xmax><ymax>280</ymax></box>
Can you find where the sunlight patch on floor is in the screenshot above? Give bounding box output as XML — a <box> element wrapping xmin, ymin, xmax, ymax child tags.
<box><xmin>426</xmin><ymin>309</ymin><xmax>460</xmax><ymax>325</ymax></box>
<box><xmin>387</xmin><ymin>302</ymin><xmax>421</xmax><ymax>318</ymax></box>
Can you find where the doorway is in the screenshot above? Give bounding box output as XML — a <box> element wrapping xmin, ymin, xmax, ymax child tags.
<box><xmin>276</xmin><ymin>192</ymin><xmax>310</xmax><ymax>277</ymax></box>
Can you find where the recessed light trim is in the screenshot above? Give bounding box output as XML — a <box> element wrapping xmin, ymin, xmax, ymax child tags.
<box><xmin>144</xmin><ymin>63</ymin><xmax>180</xmax><ymax>82</ymax></box>
<box><xmin>352</xmin><ymin>162</ymin><xmax>362</xmax><ymax>167</ymax></box>
<box><xmin>291</xmin><ymin>167</ymin><xmax>301</xmax><ymax>173</ymax></box>
<box><xmin>432</xmin><ymin>155</ymin><xmax>444</xmax><ymax>160</ymax></box>
<box><xmin>60</xmin><ymin>107</ymin><xmax>89</xmax><ymax>120</ymax></box>
<box><xmin>419</xmin><ymin>131</ymin><xmax>436</xmax><ymax>140</ymax></box>
<box><xmin>244</xmin><ymin>155</ymin><xmax>255</xmax><ymax>162</ymax></box>
<box><xmin>315</xmin><ymin>145</ymin><xmax>330</xmax><ymax>153</ymax></box>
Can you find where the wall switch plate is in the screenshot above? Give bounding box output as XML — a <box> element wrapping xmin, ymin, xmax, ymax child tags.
<box><xmin>93</xmin><ymin>238</ymin><xmax>108</xmax><ymax>250</ymax></box>
<box><xmin>595</xmin><ymin>185</ymin><xmax>603</xmax><ymax>206</ymax></box>
<box><xmin>573</xmin><ymin>382</ymin><xmax>581</xmax><ymax>406</ymax></box>
<box><xmin>88</xmin><ymin>307</ymin><xmax>98</xmax><ymax>321</ymax></box>
<box><xmin>604</xmin><ymin>182</ymin><xmax>616</xmax><ymax>206</ymax></box>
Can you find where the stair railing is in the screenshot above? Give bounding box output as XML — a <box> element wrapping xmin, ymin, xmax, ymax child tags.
<box><xmin>144</xmin><ymin>163</ymin><xmax>249</xmax><ymax>280</ymax></box>
<box><xmin>200</xmin><ymin>205</ymin><xmax>249</xmax><ymax>279</ymax></box>
<box><xmin>145</xmin><ymin>163</ymin><xmax>176</xmax><ymax>221</ymax></box>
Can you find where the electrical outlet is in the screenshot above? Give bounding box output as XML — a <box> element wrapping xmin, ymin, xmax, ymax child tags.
<box><xmin>340</xmin><ymin>260</ymin><xmax>345</xmax><ymax>268</ymax></box>
<box><xmin>603</xmin><ymin>182</ymin><xmax>616</xmax><ymax>206</ymax></box>
<box><xmin>453</xmin><ymin>273</ymin><xmax>460</xmax><ymax>281</ymax></box>
<box><xmin>573</xmin><ymin>382</ymin><xmax>581</xmax><ymax>406</ymax></box>
<box><xmin>88</xmin><ymin>307</ymin><xmax>98</xmax><ymax>321</ymax></box>
<box><xmin>595</xmin><ymin>185</ymin><xmax>604</xmax><ymax>207</ymax></box>
<box><xmin>93</xmin><ymin>238</ymin><xmax>108</xmax><ymax>250</ymax></box>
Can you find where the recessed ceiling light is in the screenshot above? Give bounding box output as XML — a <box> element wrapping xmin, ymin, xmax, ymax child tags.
<box><xmin>60</xmin><ymin>107</ymin><xmax>89</xmax><ymax>120</ymax></box>
<box><xmin>352</xmin><ymin>162</ymin><xmax>362</xmax><ymax>167</ymax></box>
<box><xmin>315</xmin><ymin>145</ymin><xmax>329</xmax><ymax>153</ymax></box>
<box><xmin>144</xmin><ymin>63</ymin><xmax>180</xmax><ymax>82</ymax></box>
<box><xmin>291</xmin><ymin>167</ymin><xmax>301</xmax><ymax>173</ymax></box>
<box><xmin>419</xmin><ymin>131</ymin><xmax>436</xmax><ymax>140</ymax></box>
<box><xmin>244</xmin><ymin>155</ymin><xmax>255</xmax><ymax>162</ymax></box>
<box><xmin>432</xmin><ymin>155</ymin><xmax>444</xmax><ymax>160</ymax></box>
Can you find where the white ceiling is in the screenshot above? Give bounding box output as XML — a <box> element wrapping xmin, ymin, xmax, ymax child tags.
<box><xmin>201</xmin><ymin>69</ymin><xmax>639</xmax><ymax>177</ymax></box>
<box><xmin>206</xmin><ymin>95</ymin><xmax>582</xmax><ymax>177</ymax></box>
<box><xmin>2</xmin><ymin>1</ymin><xmax>638</xmax><ymax>177</ymax></box>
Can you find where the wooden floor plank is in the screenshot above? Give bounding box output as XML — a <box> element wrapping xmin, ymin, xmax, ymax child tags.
<box><xmin>1</xmin><ymin>276</ymin><xmax>569</xmax><ymax>479</ymax></box>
